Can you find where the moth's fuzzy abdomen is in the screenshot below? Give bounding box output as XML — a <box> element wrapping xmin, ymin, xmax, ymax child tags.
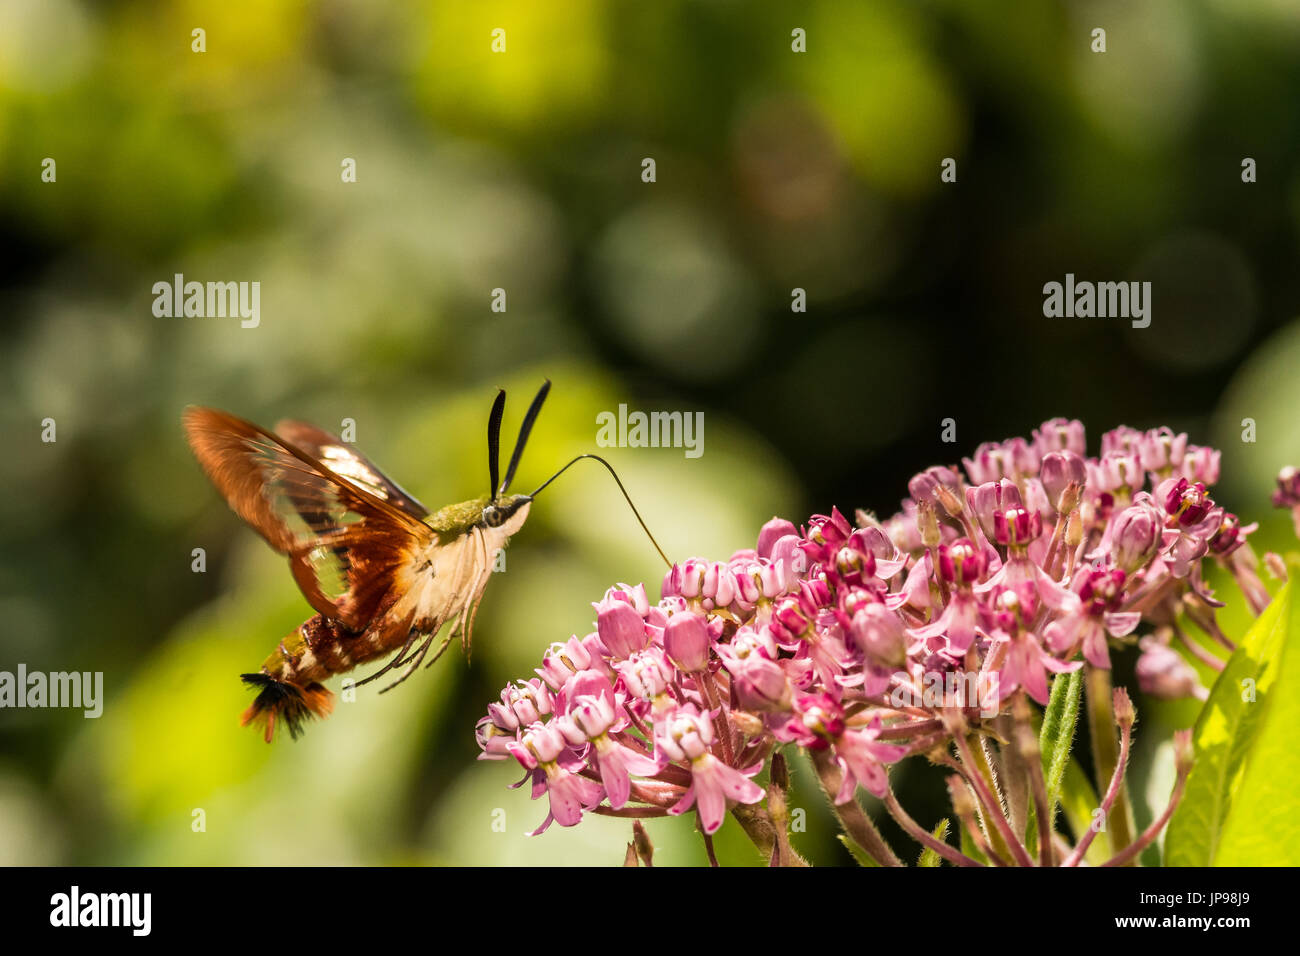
<box><xmin>239</xmin><ymin>673</ymin><xmax>335</xmax><ymax>743</ymax></box>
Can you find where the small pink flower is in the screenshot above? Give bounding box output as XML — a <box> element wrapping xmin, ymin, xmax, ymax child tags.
<box><xmin>801</xmin><ymin>508</ymin><xmax>853</xmax><ymax>564</ymax></box>
<box><xmin>717</xmin><ymin>627</ymin><xmax>791</xmax><ymax>711</ymax></box>
<box><xmin>1271</xmin><ymin>466</ymin><xmax>1300</xmax><ymax>508</ymax></box>
<box><xmin>1033</xmin><ymin>417</ymin><xmax>1086</xmax><ymax>457</ymax></box>
<box><xmin>964</xmin><ymin>442</ymin><xmax>1011</xmax><ymax>485</ymax></box>
<box><xmin>1140</xmin><ymin>426</ymin><xmax>1188</xmax><ymax>474</ymax></box>
<box><xmin>565</xmin><ymin>694</ymin><xmax>663</xmax><ymax>809</ymax></box>
<box><xmin>834</xmin><ymin>717</ymin><xmax>908</xmax><ymax>802</ymax></box>
<box><xmin>967</xmin><ymin>479</ymin><xmax>1021</xmax><ymax>542</ymax></box>
<box><xmin>773</xmin><ymin>694</ymin><xmax>905</xmax><ymax>802</ymax></box>
<box><xmin>1100</xmin><ymin>425</ymin><xmax>1144</xmax><ymax>457</ymax></box>
<box><xmin>616</xmin><ymin>647</ymin><xmax>675</xmax><ymax>702</ymax></box>
<box><xmin>535</xmin><ymin>636</ymin><xmax>593</xmax><ymax>691</ymax></box>
<box><xmin>506</xmin><ymin>721</ymin><xmax>604</xmax><ymax>835</ymax></box>
<box><xmin>1181</xmin><ymin>445</ymin><xmax>1220</xmax><ymax>486</ymax></box>
<box><xmin>1089</xmin><ymin>451</ymin><xmax>1144</xmax><ymax>495</ymax></box>
<box><xmin>996</xmin><ymin>628</ymin><xmax>1080</xmax><ymax>705</ymax></box>
<box><xmin>475</xmin><ymin>715</ymin><xmax>516</xmax><ymax>760</ymax></box>
<box><xmin>909</xmin><ymin>589</ymin><xmax>986</xmax><ymax>657</ymax></box>
<box><xmin>1208</xmin><ymin>513</ymin><xmax>1255</xmax><ymax>557</ymax></box>
<box><xmin>656</xmin><ymin>705</ymin><xmax>763</xmax><ymax>834</ymax></box>
<box><xmin>1045</xmin><ymin>568</ymin><xmax>1140</xmax><ymax>668</ymax></box>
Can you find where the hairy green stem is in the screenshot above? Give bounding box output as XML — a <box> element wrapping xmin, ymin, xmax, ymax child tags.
<box><xmin>811</xmin><ymin>747</ymin><xmax>903</xmax><ymax>867</ymax></box>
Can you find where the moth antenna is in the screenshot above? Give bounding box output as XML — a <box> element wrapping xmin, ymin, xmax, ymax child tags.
<box><xmin>487</xmin><ymin>388</ymin><xmax>506</xmax><ymax>501</ymax></box>
<box><xmin>499</xmin><ymin>379</ymin><xmax>551</xmax><ymax>495</ymax></box>
<box><xmin>528</xmin><ymin>453</ymin><xmax>671</xmax><ymax>569</ymax></box>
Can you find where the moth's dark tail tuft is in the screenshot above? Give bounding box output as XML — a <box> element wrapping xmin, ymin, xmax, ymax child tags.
<box><xmin>240</xmin><ymin>673</ymin><xmax>335</xmax><ymax>743</ymax></box>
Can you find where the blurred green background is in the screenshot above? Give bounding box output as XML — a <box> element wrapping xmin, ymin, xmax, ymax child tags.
<box><xmin>3</xmin><ymin>0</ymin><xmax>1300</xmax><ymax>866</ymax></box>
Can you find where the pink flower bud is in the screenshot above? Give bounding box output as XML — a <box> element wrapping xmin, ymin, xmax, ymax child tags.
<box><xmin>908</xmin><ymin>466</ymin><xmax>962</xmax><ymax>509</ymax></box>
<box><xmin>967</xmin><ymin>478</ymin><xmax>1021</xmax><ymax>541</ymax></box>
<box><xmin>674</xmin><ymin>558</ymin><xmax>708</xmax><ymax>598</ymax></box>
<box><xmin>1109</xmin><ymin>499</ymin><xmax>1163</xmax><ymax>573</ymax></box>
<box><xmin>664</xmin><ymin>610</ymin><xmax>711</xmax><ymax>672</ymax></box>
<box><xmin>1040</xmin><ymin>450</ymin><xmax>1087</xmax><ymax>513</ymax></box>
<box><xmin>769</xmin><ymin>534</ymin><xmax>807</xmax><ymax>584</ymax></box>
<box><xmin>596</xmin><ymin>600</ymin><xmax>649</xmax><ymax>660</ymax></box>
<box><xmin>757</xmin><ymin>517</ymin><xmax>798</xmax><ymax>559</ymax></box>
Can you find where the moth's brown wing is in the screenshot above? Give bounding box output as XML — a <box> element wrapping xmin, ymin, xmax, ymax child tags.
<box><xmin>183</xmin><ymin>407</ymin><xmax>434</xmax><ymax>630</ymax></box>
<box><xmin>273</xmin><ymin>420</ymin><xmax>429</xmax><ymax>519</ymax></box>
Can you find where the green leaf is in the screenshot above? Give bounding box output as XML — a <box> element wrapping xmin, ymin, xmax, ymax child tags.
<box><xmin>918</xmin><ymin>818</ymin><xmax>950</xmax><ymax>867</ymax></box>
<box><xmin>1165</xmin><ymin>566</ymin><xmax>1300</xmax><ymax>865</ymax></box>
<box><xmin>1059</xmin><ymin>757</ymin><xmax>1112</xmax><ymax>865</ymax></box>
<box><xmin>838</xmin><ymin>833</ymin><xmax>880</xmax><ymax>867</ymax></box>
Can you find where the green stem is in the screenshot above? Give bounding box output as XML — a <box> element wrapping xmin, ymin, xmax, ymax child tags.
<box><xmin>811</xmin><ymin>747</ymin><xmax>903</xmax><ymax>867</ymax></box>
<box><xmin>955</xmin><ymin>733</ymin><xmax>1034</xmax><ymax>867</ymax></box>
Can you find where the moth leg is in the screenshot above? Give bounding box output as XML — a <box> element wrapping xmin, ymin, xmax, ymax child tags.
<box><xmin>354</xmin><ymin>628</ymin><xmax>422</xmax><ymax>688</ymax></box>
<box><xmin>378</xmin><ymin>627</ymin><xmax>456</xmax><ymax>694</ymax></box>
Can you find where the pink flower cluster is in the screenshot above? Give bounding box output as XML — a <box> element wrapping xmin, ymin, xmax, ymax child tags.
<box><xmin>476</xmin><ymin>418</ymin><xmax>1277</xmax><ymax>850</ymax></box>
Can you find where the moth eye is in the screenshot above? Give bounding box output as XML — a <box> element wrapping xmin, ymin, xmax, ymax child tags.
<box><xmin>483</xmin><ymin>505</ymin><xmax>505</xmax><ymax>528</ymax></box>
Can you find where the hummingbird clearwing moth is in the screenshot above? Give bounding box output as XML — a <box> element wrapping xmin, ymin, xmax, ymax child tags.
<box><xmin>184</xmin><ymin>381</ymin><xmax>553</xmax><ymax>742</ymax></box>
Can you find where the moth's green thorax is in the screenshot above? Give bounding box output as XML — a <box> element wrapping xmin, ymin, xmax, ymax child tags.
<box><xmin>426</xmin><ymin>494</ymin><xmax>531</xmax><ymax>537</ymax></box>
